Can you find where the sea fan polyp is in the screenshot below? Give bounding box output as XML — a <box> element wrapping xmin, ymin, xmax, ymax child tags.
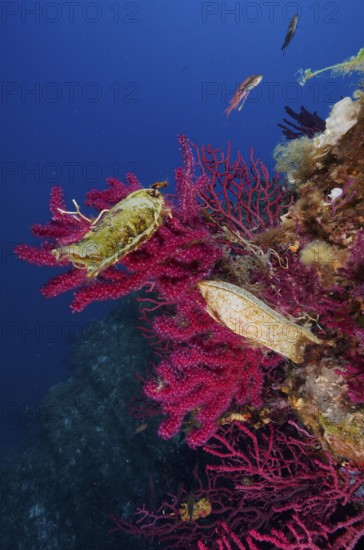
<box><xmin>52</xmin><ymin>184</ymin><xmax>170</xmax><ymax>278</ymax></box>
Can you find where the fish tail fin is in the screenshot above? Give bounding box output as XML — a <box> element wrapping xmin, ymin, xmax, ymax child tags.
<box><xmin>224</xmin><ymin>105</ymin><xmax>232</xmax><ymax>118</ymax></box>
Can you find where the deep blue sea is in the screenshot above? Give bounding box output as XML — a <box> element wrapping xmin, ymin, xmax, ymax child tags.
<box><xmin>0</xmin><ymin>0</ymin><xmax>362</xmax><ymax>454</ymax></box>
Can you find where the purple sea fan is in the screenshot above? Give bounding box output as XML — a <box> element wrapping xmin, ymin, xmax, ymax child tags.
<box><xmin>278</xmin><ymin>105</ymin><xmax>326</xmax><ymax>140</ymax></box>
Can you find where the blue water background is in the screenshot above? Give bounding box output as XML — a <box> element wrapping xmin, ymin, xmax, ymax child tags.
<box><xmin>1</xmin><ymin>0</ymin><xmax>363</xmax><ymax>449</ymax></box>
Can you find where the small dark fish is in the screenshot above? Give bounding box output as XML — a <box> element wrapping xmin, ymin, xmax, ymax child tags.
<box><xmin>187</xmin><ymin>491</ymin><xmax>195</xmax><ymax>522</ymax></box>
<box><xmin>281</xmin><ymin>15</ymin><xmax>298</xmax><ymax>55</ymax></box>
<box><xmin>133</xmin><ymin>422</ymin><xmax>148</xmax><ymax>434</ymax></box>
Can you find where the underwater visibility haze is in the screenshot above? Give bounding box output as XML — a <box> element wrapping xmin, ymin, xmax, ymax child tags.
<box><xmin>1</xmin><ymin>1</ymin><xmax>364</xmax><ymax>548</ymax></box>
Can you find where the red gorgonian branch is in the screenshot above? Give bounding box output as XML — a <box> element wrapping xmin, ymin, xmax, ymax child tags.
<box><xmin>193</xmin><ymin>142</ymin><xmax>290</xmax><ymax>240</ymax></box>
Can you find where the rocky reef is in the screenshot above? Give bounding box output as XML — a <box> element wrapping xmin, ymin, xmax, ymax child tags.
<box><xmin>0</xmin><ymin>298</ymin><xmax>187</xmax><ymax>549</ymax></box>
<box><xmin>270</xmin><ymin>92</ymin><xmax>364</xmax><ymax>464</ymax></box>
